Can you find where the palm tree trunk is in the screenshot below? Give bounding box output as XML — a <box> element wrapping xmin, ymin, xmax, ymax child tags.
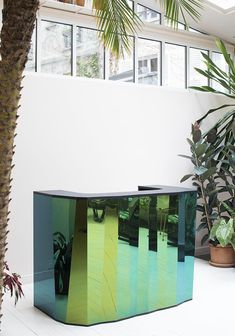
<box><xmin>0</xmin><ymin>0</ymin><xmax>39</xmax><ymax>321</ymax></box>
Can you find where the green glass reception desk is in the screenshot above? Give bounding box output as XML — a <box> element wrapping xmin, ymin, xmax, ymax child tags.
<box><xmin>34</xmin><ymin>185</ymin><xmax>197</xmax><ymax>326</ymax></box>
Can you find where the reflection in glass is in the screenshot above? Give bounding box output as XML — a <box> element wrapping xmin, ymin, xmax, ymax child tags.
<box><xmin>211</xmin><ymin>51</ymin><xmax>228</xmax><ymax>92</ymax></box>
<box><xmin>34</xmin><ymin>190</ymin><xmax>197</xmax><ymax>325</ymax></box>
<box><xmin>41</xmin><ymin>20</ymin><xmax>72</xmax><ymax>75</ymax></box>
<box><xmin>76</xmin><ymin>27</ymin><xmax>104</xmax><ymax>79</ymax></box>
<box><xmin>25</xmin><ymin>25</ymin><xmax>37</xmax><ymax>72</ymax></box>
<box><xmin>137</xmin><ymin>4</ymin><xmax>161</xmax><ymax>24</ymax></box>
<box><xmin>138</xmin><ymin>38</ymin><xmax>161</xmax><ymax>85</ymax></box>
<box><xmin>189</xmin><ymin>47</ymin><xmax>208</xmax><ymax>86</ymax></box>
<box><xmin>165</xmin><ymin>43</ymin><xmax>186</xmax><ymax>88</ymax></box>
<box><xmin>109</xmin><ymin>38</ymin><xmax>134</xmax><ymax>82</ymax></box>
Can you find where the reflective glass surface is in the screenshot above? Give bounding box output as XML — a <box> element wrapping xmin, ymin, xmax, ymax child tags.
<box><xmin>137</xmin><ymin>4</ymin><xmax>161</xmax><ymax>24</ymax></box>
<box><xmin>34</xmin><ymin>190</ymin><xmax>196</xmax><ymax>325</ymax></box>
<box><xmin>165</xmin><ymin>43</ymin><xmax>186</xmax><ymax>88</ymax></box>
<box><xmin>76</xmin><ymin>27</ymin><xmax>104</xmax><ymax>79</ymax></box>
<box><xmin>25</xmin><ymin>24</ymin><xmax>37</xmax><ymax>72</ymax></box>
<box><xmin>41</xmin><ymin>20</ymin><xmax>72</xmax><ymax>75</ymax></box>
<box><xmin>211</xmin><ymin>51</ymin><xmax>228</xmax><ymax>92</ymax></box>
<box><xmin>189</xmin><ymin>48</ymin><xmax>208</xmax><ymax>86</ymax></box>
<box><xmin>109</xmin><ymin>38</ymin><xmax>134</xmax><ymax>82</ymax></box>
<box><xmin>138</xmin><ymin>38</ymin><xmax>161</xmax><ymax>85</ymax></box>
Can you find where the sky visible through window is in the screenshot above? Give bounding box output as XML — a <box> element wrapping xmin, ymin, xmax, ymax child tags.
<box><xmin>208</xmin><ymin>0</ymin><xmax>235</xmax><ymax>9</ymax></box>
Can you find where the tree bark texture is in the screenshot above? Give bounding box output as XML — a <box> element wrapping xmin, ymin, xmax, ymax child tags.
<box><xmin>0</xmin><ymin>0</ymin><xmax>39</xmax><ymax>321</ymax></box>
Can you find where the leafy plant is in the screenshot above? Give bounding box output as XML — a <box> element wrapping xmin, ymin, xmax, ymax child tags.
<box><xmin>210</xmin><ymin>217</ymin><xmax>235</xmax><ymax>249</ymax></box>
<box><xmin>180</xmin><ymin>121</ymin><xmax>235</xmax><ymax>245</ymax></box>
<box><xmin>3</xmin><ymin>263</ymin><xmax>24</xmax><ymax>305</ymax></box>
<box><xmin>180</xmin><ymin>39</ymin><xmax>235</xmax><ymax>246</ymax></box>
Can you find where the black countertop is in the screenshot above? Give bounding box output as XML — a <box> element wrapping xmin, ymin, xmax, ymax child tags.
<box><xmin>34</xmin><ymin>185</ymin><xmax>196</xmax><ymax>199</ymax></box>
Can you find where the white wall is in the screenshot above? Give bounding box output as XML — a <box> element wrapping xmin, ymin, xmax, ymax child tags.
<box><xmin>7</xmin><ymin>73</ymin><xmax>231</xmax><ymax>281</ymax></box>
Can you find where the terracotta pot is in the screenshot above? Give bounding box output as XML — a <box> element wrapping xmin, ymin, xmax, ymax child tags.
<box><xmin>209</xmin><ymin>244</ymin><xmax>235</xmax><ymax>268</ymax></box>
<box><xmin>75</xmin><ymin>0</ymin><xmax>85</xmax><ymax>6</ymax></box>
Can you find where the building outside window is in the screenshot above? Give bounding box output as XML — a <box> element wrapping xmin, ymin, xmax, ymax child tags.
<box><xmin>77</xmin><ymin>27</ymin><xmax>105</xmax><ymax>79</ymax></box>
<box><xmin>138</xmin><ymin>38</ymin><xmax>161</xmax><ymax>85</ymax></box>
<box><xmin>25</xmin><ymin>25</ymin><xmax>37</xmax><ymax>72</ymax></box>
<box><xmin>109</xmin><ymin>38</ymin><xmax>134</xmax><ymax>82</ymax></box>
<box><xmin>189</xmin><ymin>47</ymin><xmax>209</xmax><ymax>87</ymax></box>
<box><xmin>41</xmin><ymin>20</ymin><xmax>72</xmax><ymax>75</ymax></box>
<box><xmin>165</xmin><ymin>43</ymin><xmax>186</xmax><ymax>88</ymax></box>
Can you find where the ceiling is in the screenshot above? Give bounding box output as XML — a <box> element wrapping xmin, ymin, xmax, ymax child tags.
<box><xmin>207</xmin><ymin>0</ymin><xmax>235</xmax><ymax>10</ymax></box>
<box><xmin>174</xmin><ymin>0</ymin><xmax>235</xmax><ymax>45</ymax></box>
<box><xmin>143</xmin><ymin>0</ymin><xmax>235</xmax><ymax>44</ymax></box>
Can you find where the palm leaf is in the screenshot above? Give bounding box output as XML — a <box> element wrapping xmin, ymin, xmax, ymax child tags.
<box><xmin>160</xmin><ymin>0</ymin><xmax>203</xmax><ymax>28</ymax></box>
<box><xmin>93</xmin><ymin>0</ymin><xmax>142</xmax><ymax>57</ymax></box>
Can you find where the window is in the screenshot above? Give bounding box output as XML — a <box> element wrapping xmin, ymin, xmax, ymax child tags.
<box><xmin>41</xmin><ymin>20</ymin><xmax>72</xmax><ymax>75</ymax></box>
<box><xmin>211</xmin><ymin>51</ymin><xmax>228</xmax><ymax>92</ymax></box>
<box><xmin>138</xmin><ymin>38</ymin><xmax>161</xmax><ymax>85</ymax></box>
<box><xmin>165</xmin><ymin>17</ymin><xmax>185</xmax><ymax>30</ymax></box>
<box><xmin>76</xmin><ymin>27</ymin><xmax>105</xmax><ymax>79</ymax></box>
<box><xmin>189</xmin><ymin>48</ymin><xmax>208</xmax><ymax>87</ymax></box>
<box><xmin>137</xmin><ymin>4</ymin><xmax>161</xmax><ymax>24</ymax></box>
<box><xmin>25</xmin><ymin>24</ymin><xmax>37</xmax><ymax>72</ymax></box>
<box><xmin>109</xmin><ymin>38</ymin><xmax>134</xmax><ymax>82</ymax></box>
<box><xmin>165</xmin><ymin>43</ymin><xmax>186</xmax><ymax>88</ymax></box>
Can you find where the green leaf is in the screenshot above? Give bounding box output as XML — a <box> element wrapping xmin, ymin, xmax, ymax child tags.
<box><xmin>193</xmin><ymin>129</ymin><xmax>202</xmax><ymax>143</ymax></box>
<box><xmin>221</xmin><ymin>202</ymin><xmax>235</xmax><ymax>217</ymax></box>
<box><xmin>201</xmin><ymin>233</ymin><xmax>209</xmax><ymax>245</ymax></box>
<box><xmin>195</xmin><ymin>143</ymin><xmax>207</xmax><ymax>158</ymax></box>
<box><xmin>178</xmin><ymin>154</ymin><xmax>192</xmax><ymax>160</ymax></box>
<box><xmin>197</xmin><ymin>222</ymin><xmax>208</xmax><ymax>232</ymax></box>
<box><xmin>194</xmin><ymin>166</ymin><xmax>207</xmax><ymax>176</ymax></box>
<box><xmin>94</xmin><ymin>0</ymin><xmax>142</xmax><ymax>57</ymax></box>
<box><xmin>201</xmin><ymin>167</ymin><xmax>217</xmax><ymax>180</ymax></box>
<box><xmin>216</xmin><ymin>218</ymin><xmax>234</xmax><ymax>247</ymax></box>
<box><xmin>180</xmin><ymin>174</ymin><xmax>194</xmax><ymax>183</ymax></box>
<box><xmin>209</xmin><ymin>221</ymin><xmax>220</xmax><ymax>241</ymax></box>
<box><xmin>160</xmin><ymin>0</ymin><xmax>203</xmax><ymax>28</ymax></box>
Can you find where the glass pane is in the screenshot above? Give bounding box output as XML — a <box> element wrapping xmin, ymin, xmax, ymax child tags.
<box><xmin>76</xmin><ymin>27</ymin><xmax>104</xmax><ymax>79</ymax></box>
<box><xmin>189</xmin><ymin>48</ymin><xmax>208</xmax><ymax>86</ymax></box>
<box><xmin>211</xmin><ymin>51</ymin><xmax>228</xmax><ymax>92</ymax></box>
<box><xmin>25</xmin><ymin>25</ymin><xmax>37</xmax><ymax>72</ymax></box>
<box><xmin>109</xmin><ymin>38</ymin><xmax>134</xmax><ymax>82</ymax></box>
<box><xmin>41</xmin><ymin>20</ymin><xmax>72</xmax><ymax>75</ymax></box>
<box><xmin>138</xmin><ymin>38</ymin><xmax>161</xmax><ymax>85</ymax></box>
<box><xmin>165</xmin><ymin>43</ymin><xmax>186</xmax><ymax>88</ymax></box>
<box><xmin>137</xmin><ymin>4</ymin><xmax>161</xmax><ymax>24</ymax></box>
<box><xmin>165</xmin><ymin>17</ymin><xmax>185</xmax><ymax>30</ymax></box>
<box><xmin>188</xmin><ymin>27</ymin><xmax>203</xmax><ymax>34</ymax></box>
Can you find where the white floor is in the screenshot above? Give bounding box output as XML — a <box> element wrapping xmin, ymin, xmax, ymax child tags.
<box><xmin>2</xmin><ymin>258</ymin><xmax>235</xmax><ymax>336</ymax></box>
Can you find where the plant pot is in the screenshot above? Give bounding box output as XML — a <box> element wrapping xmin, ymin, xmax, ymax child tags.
<box><xmin>209</xmin><ymin>244</ymin><xmax>235</xmax><ymax>268</ymax></box>
<box><xmin>75</xmin><ymin>0</ymin><xmax>85</xmax><ymax>6</ymax></box>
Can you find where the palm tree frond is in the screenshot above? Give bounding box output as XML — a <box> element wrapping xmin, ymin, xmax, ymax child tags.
<box><xmin>160</xmin><ymin>0</ymin><xmax>203</xmax><ymax>28</ymax></box>
<box><xmin>93</xmin><ymin>0</ymin><xmax>142</xmax><ymax>57</ymax></box>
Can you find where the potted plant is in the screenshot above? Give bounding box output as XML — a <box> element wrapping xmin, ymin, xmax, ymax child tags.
<box><xmin>75</xmin><ymin>0</ymin><xmax>85</xmax><ymax>6</ymax></box>
<box><xmin>180</xmin><ymin>121</ymin><xmax>235</xmax><ymax>266</ymax></box>
<box><xmin>180</xmin><ymin>39</ymin><xmax>235</xmax><ymax>266</ymax></box>
<box><xmin>209</xmin><ymin>214</ymin><xmax>235</xmax><ymax>267</ymax></box>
